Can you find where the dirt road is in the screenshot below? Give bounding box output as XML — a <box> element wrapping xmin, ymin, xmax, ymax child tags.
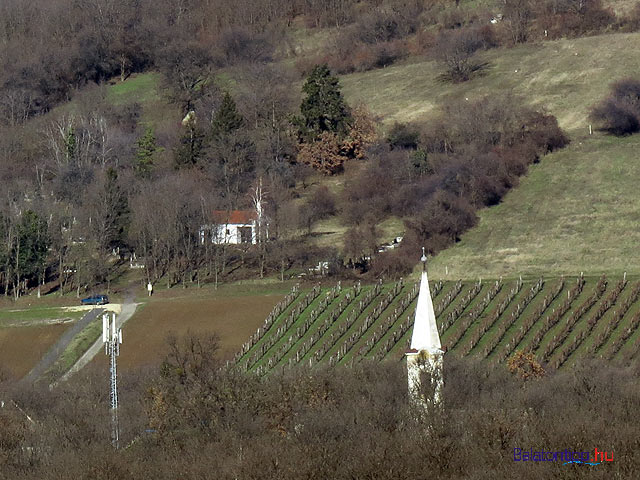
<box><xmin>23</xmin><ymin>307</ymin><xmax>104</xmax><ymax>383</ymax></box>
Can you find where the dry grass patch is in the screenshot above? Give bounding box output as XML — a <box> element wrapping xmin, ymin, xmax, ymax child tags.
<box><xmin>341</xmin><ymin>32</ymin><xmax>640</xmax><ymax>134</ymax></box>
<box><xmin>0</xmin><ymin>324</ymin><xmax>69</xmax><ymax>379</ymax></box>
<box><xmin>106</xmin><ymin>294</ymin><xmax>283</xmax><ymax>370</ymax></box>
<box><xmin>428</xmin><ymin>133</ymin><xmax>640</xmax><ymax>279</ymax></box>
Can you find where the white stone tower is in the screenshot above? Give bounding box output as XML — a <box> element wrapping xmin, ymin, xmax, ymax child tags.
<box><xmin>406</xmin><ymin>249</ymin><xmax>444</xmax><ymax>405</ymax></box>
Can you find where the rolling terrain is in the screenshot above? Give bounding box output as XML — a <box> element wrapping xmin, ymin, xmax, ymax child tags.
<box><xmin>37</xmin><ymin>31</ymin><xmax>640</xmax><ymax>277</ymax></box>
<box><xmin>235</xmin><ymin>274</ymin><xmax>640</xmax><ymax>374</ymax></box>
<box><xmin>338</xmin><ymin>31</ymin><xmax>640</xmax><ymax>278</ymax></box>
<box><xmin>4</xmin><ymin>29</ymin><xmax>640</xmax><ymax>380</ymax></box>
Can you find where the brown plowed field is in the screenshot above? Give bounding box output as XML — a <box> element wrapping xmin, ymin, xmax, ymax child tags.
<box><xmin>112</xmin><ymin>294</ymin><xmax>283</xmax><ymax>370</ymax></box>
<box><xmin>0</xmin><ymin>324</ymin><xmax>70</xmax><ymax>379</ymax></box>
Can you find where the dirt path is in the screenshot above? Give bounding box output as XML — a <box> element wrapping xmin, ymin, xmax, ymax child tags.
<box><xmin>58</xmin><ymin>291</ymin><xmax>138</xmax><ymax>382</ymax></box>
<box><xmin>22</xmin><ymin>308</ymin><xmax>104</xmax><ymax>383</ymax></box>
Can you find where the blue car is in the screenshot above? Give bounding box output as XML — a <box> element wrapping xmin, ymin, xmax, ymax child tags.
<box><xmin>81</xmin><ymin>294</ymin><xmax>109</xmax><ymax>305</ymax></box>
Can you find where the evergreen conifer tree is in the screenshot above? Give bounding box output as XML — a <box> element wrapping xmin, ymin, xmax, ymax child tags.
<box><xmin>211</xmin><ymin>92</ymin><xmax>244</xmax><ymax>137</ymax></box>
<box><xmin>175</xmin><ymin>113</ymin><xmax>206</xmax><ymax>168</ymax></box>
<box><xmin>65</xmin><ymin>128</ymin><xmax>77</xmax><ymax>163</ymax></box>
<box><xmin>296</xmin><ymin>64</ymin><xmax>351</xmax><ymax>143</ymax></box>
<box><xmin>136</xmin><ymin>126</ymin><xmax>159</xmax><ymax>176</ymax></box>
<box><xmin>102</xmin><ymin>168</ymin><xmax>130</xmax><ymax>250</ymax></box>
<box><xmin>13</xmin><ymin>210</ymin><xmax>49</xmax><ymax>296</ymax></box>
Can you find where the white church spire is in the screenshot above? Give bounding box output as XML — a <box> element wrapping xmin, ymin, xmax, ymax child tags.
<box><xmin>406</xmin><ymin>249</ymin><xmax>444</xmax><ymax>406</ymax></box>
<box><xmin>410</xmin><ymin>248</ymin><xmax>441</xmax><ymax>352</ymax></box>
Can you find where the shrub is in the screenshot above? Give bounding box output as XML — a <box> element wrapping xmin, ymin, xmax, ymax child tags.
<box><xmin>330</xmin><ymin>36</ymin><xmax>407</xmax><ymax>74</ymax></box>
<box><xmin>297</xmin><ymin>131</ymin><xmax>347</xmax><ymax>175</ymax></box>
<box><xmin>590</xmin><ymin>79</ymin><xmax>640</xmax><ymax>135</ymax></box>
<box><xmin>539</xmin><ymin>0</ymin><xmax>615</xmax><ymax>38</ymax></box>
<box><xmin>309</xmin><ymin>186</ymin><xmax>337</xmax><ymax>219</ymax></box>
<box><xmin>504</xmin><ymin>0</ymin><xmax>533</xmax><ymax>44</ymax></box>
<box><xmin>342</xmin><ymin>95</ymin><xmax>567</xmax><ymax>270</ymax></box>
<box><xmin>435</xmin><ymin>27</ymin><xmax>486</xmax><ymax>82</ymax></box>
<box><xmin>387</xmin><ymin>122</ymin><xmax>420</xmax><ymax>150</ymax></box>
<box><xmin>508</xmin><ymin>350</ymin><xmax>545</xmax><ymax>380</ymax></box>
<box><xmin>611</xmin><ymin>78</ymin><xmax>640</xmax><ymax>112</ymax></box>
<box><xmin>403</xmin><ymin>190</ymin><xmax>478</xmax><ymax>251</ymax></box>
<box><xmin>625</xmin><ymin>4</ymin><xmax>640</xmax><ymax>31</ymax></box>
<box><xmin>590</xmin><ymin>99</ymin><xmax>639</xmax><ymax>135</ymax></box>
<box><xmin>355</xmin><ymin>9</ymin><xmax>418</xmax><ymax>45</ymax></box>
<box><xmin>218</xmin><ymin>27</ymin><xmax>274</xmax><ymax>64</ymax></box>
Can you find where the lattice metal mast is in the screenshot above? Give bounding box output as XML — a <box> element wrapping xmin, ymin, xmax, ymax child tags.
<box><xmin>103</xmin><ymin>313</ymin><xmax>122</xmax><ymax>448</ymax></box>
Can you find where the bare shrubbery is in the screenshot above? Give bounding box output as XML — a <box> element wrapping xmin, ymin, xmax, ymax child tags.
<box><xmin>2</xmin><ymin>343</ymin><xmax>640</xmax><ymax>479</ymax></box>
<box><xmin>342</xmin><ymin>95</ymin><xmax>567</xmax><ymax>275</ymax></box>
<box><xmin>218</xmin><ymin>27</ymin><xmax>275</xmax><ymax>65</ymax></box>
<box><xmin>538</xmin><ymin>0</ymin><xmax>615</xmax><ymax>38</ymax></box>
<box><xmin>298</xmin><ymin>186</ymin><xmax>337</xmax><ymax>233</ymax></box>
<box><xmin>0</xmin><ymin>0</ymin><xmax>635</xmax><ymax>125</ymax></box>
<box><xmin>626</xmin><ymin>4</ymin><xmax>640</xmax><ymax>31</ymax></box>
<box><xmin>435</xmin><ymin>26</ymin><xmax>493</xmax><ymax>82</ymax></box>
<box><xmin>591</xmin><ymin>79</ymin><xmax>640</xmax><ymax>135</ymax></box>
<box><xmin>504</xmin><ymin>0</ymin><xmax>534</xmax><ymax>44</ymax></box>
<box><xmin>326</xmin><ymin>7</ymin><xmax>418</xmax><ymax>73</ymax></box>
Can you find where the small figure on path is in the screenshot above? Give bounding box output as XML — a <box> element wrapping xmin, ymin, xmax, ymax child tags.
<box><xmin>147</xmin><ymin>281</ymin><xmax>153</xmax><ymax>297</ymax></box>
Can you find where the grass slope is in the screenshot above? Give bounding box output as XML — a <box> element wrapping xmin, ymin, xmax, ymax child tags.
<box><xmin>341</xmin><ymin>32</ymin><xmax>640</xmax><ymax>133</ymax></box>
<box><xmin>429</xmin><ymin>134</ymin><xmax>640</xmax><ymax>278</ymax></box>
<box><xmin>339</xmin><ymin>32</ymin><xmax>640</xmax><ymax>278</ymax></box>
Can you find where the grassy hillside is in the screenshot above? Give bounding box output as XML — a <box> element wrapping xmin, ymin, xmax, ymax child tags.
<box><xmin>341</xmin><ymin>32</ymin><xmax>640</xmax><ymax>133</ymax></box>
<box><xmin>234</xmin><ymin>275</ymin><xmax>640</xmax><ymax>374</ymax></box>
<box><xmin>339</xmin><ymin>31</ymin><xmax>640</xmax><ymax>277</ymax></box>
<box><xmin>429</xmin><ymin>134</ymin><xmax>640</xmax><ymax>278</ymax></box>
<box><xmin>49</xmin><ymin>32</ymin><xmax>640</xmax><ymax>277</ymax></box>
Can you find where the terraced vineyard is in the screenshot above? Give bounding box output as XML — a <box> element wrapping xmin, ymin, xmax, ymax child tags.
<box><xmin>233</xmin><ymin>275</ymin><xmax>640</xmax><ymax>374</ymax></box>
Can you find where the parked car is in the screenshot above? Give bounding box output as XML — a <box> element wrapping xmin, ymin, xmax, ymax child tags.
<box><xmin>81</xmin><ymin>294</ymin><xmax>109</xmax><ymax>305</ymax></box>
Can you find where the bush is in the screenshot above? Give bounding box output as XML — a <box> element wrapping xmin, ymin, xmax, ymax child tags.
<box><xmin>309</xmin><ymin>186</ymin><xmax>337</xmax><ymax>219</ymax></box>
<box><xmin>355</xmin><ymin>9</ymin><xmax>418</xmax><ymax>45</ymax></box>
<box><xmin>591</xmin><ymin>99</ymin><xmax>639</xmax><ymax>135</ymax></box>
<box><xmin>624</xmin><ymin>4</ymin><xmax>640</xmax><ymax>31</ymax></box>
<box><xmin>403</xmin><ymin>190</ymin><xmax>477</xmax><ymax>252</ymax></box>
<box><xmin>218</xmin><ymin>27</ymin><xmax>274</xmax><ymax>64</ymax></box>
<box><xmin>341</xmin><ymin>95</ymin><xmax>567</xmax><ymax>270</ymax></box>
<box><xmin>539</xmin><ymin>0</ymin><xmax>616</xmax><ymax>38</ymax></box>
<box><xmin>435</xmin><ymin>27</ymin><xmax>486</xmax><ymax>82</ymax></box>
<box><xmin>329</xmin><ymin>36</ymin><xmax>407</xmax><ymax>74</ymax></box>
<box><xmin>611</xmin><ymin>78</ymin><xmax>640</xmax><ymax>111</ymax></box>
<box><xmin>387</xmin><ymin>122</ymin><xmax>420</xmax><ymax>150</ymax></box>
<box><xmin>590</xmin><ymin>78</ymin><xmax>640</xmax><ymax>135</ymax></box>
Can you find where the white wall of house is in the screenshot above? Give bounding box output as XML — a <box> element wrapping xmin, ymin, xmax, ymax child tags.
<box><xmin>200</xmin><ymin>222</ymin><xmax>257</xmax><ymax>245</ymax></box>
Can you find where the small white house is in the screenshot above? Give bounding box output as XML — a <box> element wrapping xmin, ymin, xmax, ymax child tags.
<box><xmin>201</xmin><ymin>210</ymin><xmax>261</xmax><ymax>245</ymax></box>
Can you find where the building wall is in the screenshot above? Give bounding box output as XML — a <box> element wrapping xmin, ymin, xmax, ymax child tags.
<box><xmin>208</xmin><ymin>222</ymin><xmax>257</xmax><ymax>245</ymax></box>
<box><xmin>199</xmin><ymin>219</ymin><xmax>268</xmax><ymax>245</ymax></box>
<box><xmin>406</xmin><ymin>351</ymin><xmax>443</xmax><ymax>404</ymax></box>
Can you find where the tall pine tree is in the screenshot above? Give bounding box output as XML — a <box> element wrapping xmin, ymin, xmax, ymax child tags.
<box><xmin>295</xmin><ymin>64</ymin><xmax>351</xmax><ymax>143</ymax></box>
<box><xmin>211</xmin><ymin>92</ymin><xmax>244</xmax><ymax>137</ymax></box>
<box><xmin>175</xmin><ymin>112</ymin><xmax>206</xmax><ymax>168</ymax></box>
<box><xmin>136</xmin><ymin>126</ymin><xmax>159</xmax><ymax>177</ymax></box>
<box><xmin>12</xmin><ymin>210</ymin><xmax>49</xmax><ymax>297</ymax></box>
<box><xmin>101</xmin><ymin>168</ymin><xmax>130</xmax><ymax>250</ymax></box>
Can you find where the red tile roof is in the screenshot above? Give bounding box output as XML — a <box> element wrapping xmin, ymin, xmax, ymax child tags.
<box><xmin>212</xmin><ymin>210</ymin><xmax>257</xmax><ymax>225</ymax></box>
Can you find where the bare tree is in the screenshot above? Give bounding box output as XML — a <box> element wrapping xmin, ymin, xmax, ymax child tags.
<box><xmin>435</xmin><ymin>28</ymin><xmax>484</xmax><ymax>82</ymax></box>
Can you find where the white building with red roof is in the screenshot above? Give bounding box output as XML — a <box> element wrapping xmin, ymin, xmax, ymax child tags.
<box><xmin>203</xmin><ymin>210</ymin><xmax>260</xmax><ymax>245</ymax></box>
